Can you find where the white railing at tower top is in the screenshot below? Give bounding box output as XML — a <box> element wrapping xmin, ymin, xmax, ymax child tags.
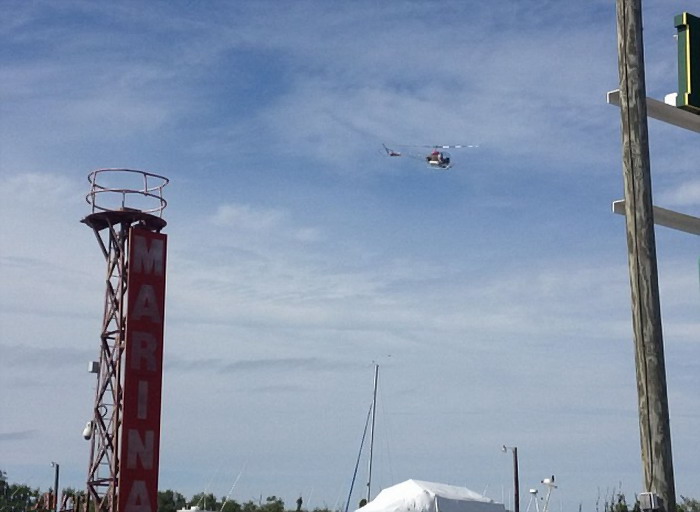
<box><xmin>86</xmin><ymin>168</ymin><xmax>169</xmax><ymax>216</ymax></box>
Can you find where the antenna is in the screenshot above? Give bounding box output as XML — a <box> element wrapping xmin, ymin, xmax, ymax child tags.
<box><xmin>540</xmin><ymin>476</ymin><xmax>557</xmax><ymax>512</ymax></box>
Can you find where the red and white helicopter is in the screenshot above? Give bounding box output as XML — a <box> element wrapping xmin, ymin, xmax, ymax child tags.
<box><xmin>382</xmin><ymin>143</ymin><xmax>478</xmax><ymax>170</ymax></box>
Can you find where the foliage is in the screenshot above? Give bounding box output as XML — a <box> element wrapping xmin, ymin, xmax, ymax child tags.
<box><xmin>190</xmin><ymin>493</ymin><xmax>220</xmax><ymax>512</ymax></box>
<box><xmin>158</xmin><ymin>490</ymin><xmax>187</xmax><ymax>512</ymax></box>
<box><xmin>5</xmin><ymin>469</ymin><xmax>694</xmax><ymax>512</ymax></box>
<box><xmin>597</xmin><ymin>489</ymin><xmax>700</xmax><ymax>512</ymax></box>
<box><xmin>261</xmin><ymin>497</ymin><xmax>284</xmax><ymax>512</ymax></box>
<box><xmin>165</xmin><ymin>493</ymin><xmax>336</xmax><ymax>512</ymax></box>
<box><xmin>602</xmin><ymin>492</ymin><xmax>640</xmax><ymax>512</ymax></box>
<box><xmin>0</xmin><ymin>470</ymin><xmax>42</xmax><ymax>512</ymax></box>
<box><xmin>165</xmin><ymin>492</ymin><xmax>333</xmax><ymax>512</ymax></box>
<box><xmin>679</xmin><ymin>496</ymin><xmax>700</xmax><ymax>512</ymax></box>
<box><xmin>221</xmin><ymin>500</ymin><xmax>242</xmax><ymax>512</ymax></box>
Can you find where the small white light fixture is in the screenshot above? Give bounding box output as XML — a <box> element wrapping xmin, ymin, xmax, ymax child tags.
<box><xmin>82</xmin><ymin>421</ymin><xmax>93</xmax><ymax>440</ymax></box>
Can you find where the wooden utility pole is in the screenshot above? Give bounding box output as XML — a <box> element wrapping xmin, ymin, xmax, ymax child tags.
<box><xmin>614</xmin><ymin>1</ymin><xmax>676</xmax><ymax>511</ymax></box>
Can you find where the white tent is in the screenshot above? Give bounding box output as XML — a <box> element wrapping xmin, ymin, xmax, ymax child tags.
<box><xmin>355</xmin><ymin>480</ymin><xmax>506</xmax><ymax>512</ymax></box>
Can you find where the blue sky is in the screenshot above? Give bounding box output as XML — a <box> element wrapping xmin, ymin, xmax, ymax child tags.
<box><xmin>1</xmin><ymin>1</ymin><xmax>698</xmax><ymax>511</ymax></box>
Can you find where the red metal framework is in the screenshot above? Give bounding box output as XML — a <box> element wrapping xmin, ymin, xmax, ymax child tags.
<box><xmin>81</xmin><ymin>169</ymin><xmax>168</xmax><ymax>512</ymax></box>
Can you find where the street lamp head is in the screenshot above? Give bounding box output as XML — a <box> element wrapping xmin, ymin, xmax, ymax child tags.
<box><xmin>502</xmin><ymin>445</ymin><xmax>507</xmax><ymax>453</ymax></box>
<box><xmin>82</xmin><ymin>421</ymin><xmax>94</xmax><ymax>440</ymax></box>
<box><xmin>51</xmin><ymin>461</ymin><xmax>58</xmax><ymax>467</ymax></box>
<box><xmin>541</xmin><ymin>476</ymin><xmax>557</xmax><ymax>489</ymax></box>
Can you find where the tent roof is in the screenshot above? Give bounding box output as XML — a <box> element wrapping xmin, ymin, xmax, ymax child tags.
<box><xmin>355</xmin><ymin>480</ymin><xmax>505</xmax><ymax>512</ymax></box>
<box><xmin>401</xmin><ymin>480</ymin><xmax>494</xmax><ymax>502</ymax></box>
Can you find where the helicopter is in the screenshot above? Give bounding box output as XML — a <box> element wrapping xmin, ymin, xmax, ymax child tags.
<box><xmin>382</xmin><ymin>143</ymin><xmax>478</xmax><ymax>170</ymax></box>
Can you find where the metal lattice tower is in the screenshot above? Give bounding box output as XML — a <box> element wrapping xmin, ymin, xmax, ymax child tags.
<box><xmin>81</xmin><ymin>169</ymin><xmax>168</xmax><ymax>512</ymax></box>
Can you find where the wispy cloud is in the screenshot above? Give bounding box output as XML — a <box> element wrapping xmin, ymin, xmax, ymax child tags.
<box><xmin>0</xmin><ymin>344</ymin><xmax>93</xmax><ymax>369</ymax></box>
<box><xmin>657</xmin><ymin>178</ymin><xmax>700</xmax><ymax>207</ymax></box>
<box><xmin>0</xmin><ymin>430</ymin><xmax>39</xmax><ymax>442</ymax></box>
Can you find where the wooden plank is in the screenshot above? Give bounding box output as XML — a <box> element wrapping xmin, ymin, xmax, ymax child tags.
<box><xmin>612</xmin><ymin>200</ymin><xmax>700</xmax><ymax>236</ymax></box>
<box><xmin>607</xmin><ymin>89</ymin><xmax>700</xmax><ymax>133</ymax></box>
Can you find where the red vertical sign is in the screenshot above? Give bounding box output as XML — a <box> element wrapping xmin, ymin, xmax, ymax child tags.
<box><xmin>119</xmin><ymin>228</ymin><xmax>167</xmax><ymax>512</ymax></box>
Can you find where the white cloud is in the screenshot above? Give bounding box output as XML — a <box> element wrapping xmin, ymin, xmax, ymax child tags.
<box><xmin>211</xmin><ymin>203</ymin><xmax>286</xmax><ymax>230</ymax></box>
<box><xmin>0</xmin><ymin>171</ymin><xmax>76</xmax><ymax>204</ymax></box>
<box><xmin>208</xmin><ymin>202</ymin><xmax>323</xmax><ymax>247</ymax></box>
<box><xmin>657</xmin><ymin>178</ymin><xmax>700</xmax><ymax>207</ymax></box>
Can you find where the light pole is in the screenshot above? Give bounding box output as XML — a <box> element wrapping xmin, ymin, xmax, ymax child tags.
<box><xmin>50</xmin><ymin>462</ymin><xmax>59</xmax><ymax>512</ymax></box>
<box><xmin>527</xmin><ymin>489</ymin><xmax>539</xmax><ymax>512</ymax></box>
<box><xmin>502</xmin><ymin>446</ymin><xmax>519</xmax><ymax>512</ymax></box>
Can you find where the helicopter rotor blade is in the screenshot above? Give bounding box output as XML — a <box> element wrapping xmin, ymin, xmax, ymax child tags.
<box><xmin>430</xmin><ymin>144</ymin><xmax>479</xmax><ymax>149</ymax></box>
<box><xmin>395</xmin><ymin>144</ymin><xmax>479</xmax><ymax>149</ymax></box>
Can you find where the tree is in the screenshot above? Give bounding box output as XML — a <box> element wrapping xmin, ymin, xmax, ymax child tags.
<box><xmin>220</xmin><ymin>498</ymin><xmax>242</xmax><ymax>512</ymax></box>
<box><xmin>260</xmin><ymin>496</ymin><xmax>283</xmax><ymax>512</ymax></box>
<box><xmin>0</xmin><ymin>470</ymin><xmax>41</xmax><ymax>512</ymax></box>
<box><xmin>189</xmin><ymin>492</ymin><xmax>221</xmax><ymax>512</ymax></box>
<box><xmin>604</xmin><ymin>492</ymin><xmax>630</xmax><ymax>512</ymax></box>
<box><xmin>159</xmin><ymin>490</ymin><xmax>187</xmax><ymax>512</ymax></box>
<box><xmin>241</xmin><ymin>500</ymin><xmax>258</xmax><ymax>512</ymax></box>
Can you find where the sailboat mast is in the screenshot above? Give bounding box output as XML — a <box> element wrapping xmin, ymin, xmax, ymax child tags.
<box><xmin>366</xmin><ymin>363</ymin><xmax>379</xmax><ymax>502</ymax></box>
